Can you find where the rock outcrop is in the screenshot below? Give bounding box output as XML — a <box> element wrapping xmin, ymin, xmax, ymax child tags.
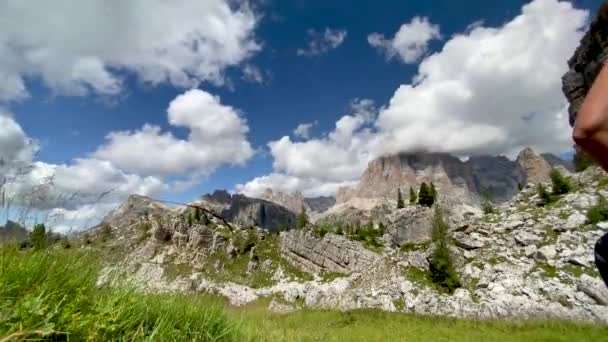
<box><xmin>385</xmin><ymin>206</ymin><xmax>434</xmax><ymax>246</ymax></box>
<box><xmin>101</xmin><ymin>194</ymin><xmax>172</xmax><ymax>228</ymax></box>
<box><xmin>562</xmin><ymin>2</ymin><xmax>608</xmax><ymax>126</ymax></box>
<box><xmin>280</xmin><ymin>229</ymin><xmax>379</xmax><ymax>274</ymax></box>
<box><xmin>516</xmin><ymin>147</ymin><xmax>553</xmax><ymax>185</ymax></box>
<box><xmin>201</xmin><ymin>190</ymin><xmax>296</xmax><ymax>232</ymax></box>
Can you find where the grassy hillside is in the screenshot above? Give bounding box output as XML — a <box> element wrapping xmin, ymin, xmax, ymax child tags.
<box><xmin>2</xmin><ymin>245</ymin><xmax>608</xmax><ymax>341</ymax></box>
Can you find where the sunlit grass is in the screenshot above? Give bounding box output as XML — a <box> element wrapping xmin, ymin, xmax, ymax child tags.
<box><xmin>0</xmin><ymin>245</ymin><xmax>242</xmax><ymax>341</ymax></box>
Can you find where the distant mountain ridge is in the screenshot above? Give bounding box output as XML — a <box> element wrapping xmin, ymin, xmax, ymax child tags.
<box><xmin>336</xmin><ymin>147</ymin><xmax>567</xmax><ymax>206</ymax></box>
<box><xmin>257</xmin><ymin>189</ymin><xmax>335</xmax><ymax>215</ymax></box>
<box><xmin>201</xmin><ymin>190</ymin><xmax>296</xmax><ymax>231</ymax></box>
<box><xmin>0</xmin><ymin>220</ymin><xmax>28</xmax><ymax>242</ymax></box>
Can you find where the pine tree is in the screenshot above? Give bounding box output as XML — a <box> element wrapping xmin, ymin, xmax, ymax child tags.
<box><xmin>187</xmin><ymin>212</ymin><xmax>194</xmax><ymax>226</ymax></box>
<box><xmin>430</xmin><ymin>182</ymin><xmax>437</xmax><ymax>203</ymax></box>
<box><xmin>297</xmin><ymin>205</ymin><xmax>308</xmax><ymax>229</ymax></box>
<box><xmin>429</xmin><ymin>207</ymin><xmax>461</xmax><ymax>293</ymax></box>
<box><xmin>409</xmin><ymin>187</ymin><xmax>417</xmax><ymax>204</ymax></box>
<box><xmin>418</xmin><ymin>182</ymin><xmax>434</xmax><ymax>207</ymax></box>
<box><xmin>397</xmin><ymin>188</ymin><xmax>405</xmax><ymax>209</ymax></box>
<box><xmin>193</xmin><ymin>207</ymin><xmax>202</xmax><ymax>223</ymax></box>
<box><xmin>31</xmin><ymin>223</ymin><xmax>46</xmax><ymax>250</ymax></box>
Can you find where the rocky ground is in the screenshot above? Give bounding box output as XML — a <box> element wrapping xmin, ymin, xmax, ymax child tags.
<box><xmin>88</xmin><ymin>166</ymin><xmax>608</xmax><ymax>324</ymax></box>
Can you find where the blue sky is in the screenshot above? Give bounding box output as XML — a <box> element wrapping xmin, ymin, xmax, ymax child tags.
<box><xmin>0</xmin><ymin>0</ymin><xmax>603</xmax><ymax>229</ymax></box>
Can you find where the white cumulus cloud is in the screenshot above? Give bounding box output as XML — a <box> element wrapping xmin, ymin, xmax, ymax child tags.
<box><xmin>93</xmin><ymin>89</ymin><xmax>254</xmax><ymax>178</ymax></box>
<box><xmin>241</xmin><ymin>0</ymin><xmax>588</xmax><ymax>197</ymax></box>
<box><xmin>0</xmin><ymin>0</ymin><xmax>259</xmax><ymax>102</ymax></box>
<box><xmin>368</xmin><ymin>16</ymin><xmax>441</xmax><ymax>63</ymax></box>
<box><xmin>297</xmin><ymin>28</ymin><xmax>348</xmax><ymax>57</ymax></box>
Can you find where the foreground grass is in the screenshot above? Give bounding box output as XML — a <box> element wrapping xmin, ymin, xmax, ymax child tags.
<box><xmin>2</xmin><ymin>245</ymin><xmax>608</xmax><ymax>341</ymax></box>
<box><xmin>0</xmin><ymin>246</ymin><xmax>242</xmax><ymax>341</ymax></box>
<box><xmin>236</xmin><ymin>300</ymin><xmax>608</xmax><ymax>342</ymax></box>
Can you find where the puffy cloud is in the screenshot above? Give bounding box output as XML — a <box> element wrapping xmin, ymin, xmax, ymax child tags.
<box><xmin>241</xmin><ymin>0</ymin><xmax>587</xmax><ymax>197</ymax></box>
<box><xmin>297</xmin><ymin>28</ymin><xmax>347</xmax><ymax>57</ymax></box>
<box><xmin>1</xmin><ymin>88</ymin><xmax>256</xmax><ymax>230</ymax></box>
<box><xmin>5</xmin><ymin>158</ymin><xmax>167</xmax><ymax>210</ymax></box>
<box><xmin>237</xmin><ymin>173</ymin><xmax>357</xmax><ymax>198</ymax></box>
<box><xmin>0</xmin><ymin>113</ymin><xmax>37</xmax><ymax>168</ymax></box>
<box><xmin>368</xmin><ymin>16</ymin><xmax>441</xmax><ymax>63</ymax></box>
<box><xmin>0</xmin><ymin>0</ymin><xmax>259</xmax><ymax>102</ymax></box>
<box><xmin>93</xmin><ymin>89</ymin><xmax>254</xmax><ymax>177</ymax></box>
<box><xmin>376</xmin><ymin>0</ymin><xmax>585</xmax><ymax>157</ymax></box>
<box><xmin>293</xmin><ymin>121</ymin><xmax>318</xmax><ymax>139</ymax></box>
<box><xmin>239</xmin><ymin>99</ymin><xmax>379</xmax><ymax>196</ymax></box>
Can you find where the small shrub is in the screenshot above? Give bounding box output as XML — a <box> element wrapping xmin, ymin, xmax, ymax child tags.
<box><xmin>297</xmin><ymin>206</ymin><xmax>308</xmax><ymax>229</ymax></box>
<box><xmin>481</xmin><ymin>191</ymin><xmax>495</xmax><ymax>214</ymax></box>
<box><xmin>550</xmin><ymin>168</ymin><xmax>571</xmax><ymax>195</ymax></box>
<box><xmin>31</xmin><ymin>223</ymin><xmax>46</xmax><ymax>250</ymax></box>
<box><xmin>587</xmin><ymin>196</ymin><xmax>608</xmax><ymax>224</ymax></box>
<box><xmin>313</xmin><ymin>225</ymin><xmax>330</xmax><ymax>238</ymax></box>
<box><xmin>536</xmin><ymin>183</ymin><xmax>555</xmax><ymax>207</ymax></box>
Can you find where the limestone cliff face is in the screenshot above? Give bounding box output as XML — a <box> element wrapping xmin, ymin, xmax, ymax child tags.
<box><xmin>258</xmin><ymin>189</ymin><xmax>305</xmax><ymax>214</ymax></box>
<box><xmin>201</xmin><ymin>190</ymin><xmax>296</xmax><ymax>232</ymax></box>
<box><xmin>280</xmin><ymin>229</ymin><xmax>379</xmax><ymax>274</ymax></box>
<box><xmin>562</xmin><ymin>3</ymin><xmax>608</xmax><ymax>127</ymax></box>
<box><xmin>516</xmin><ymin>147</ymin><xmax>553</xmax><ymax>185</ymax></box>
<box><xmin>257</xmin><ymin>189</ymin><xmax>335</xmax><ymax>215</ymax></box>
<box><xmin>337</xmin><ymin>152</ymin><xmax>479</xmax><ymax>205</ymax></box>
<box><xmin>336</xmin><ymin>149</ymin><xmax>558</xmax><ymax>206</ymax></box>
<box><xmin>468</xmin><ymin>155</ymin><xmax>524</xmax><ymax>202</ymax></box>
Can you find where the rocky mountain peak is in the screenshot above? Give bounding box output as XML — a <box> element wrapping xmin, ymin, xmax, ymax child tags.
<box><xmin>202</xmin><ymin>190</ymin><xmax>232</xmax><ymax>204</ymax></box>
<box><xmin>516</xmin><ymin>147</ymin><xmax>552</xmax><ymax>185</ymax></box>
<box><xmin>101</xmin><ymin>194</ymin><xmax>170</xmax><ymax>228</ymax></box>
<box><xmin>258</xmin><ymin>188</ymin><xmax>306</xmax><ymax>214</ymax></box>
<box><xmin>200</xmin><ymin>190</ymin><xmax>296</xmax><ymax>231</ymax></box>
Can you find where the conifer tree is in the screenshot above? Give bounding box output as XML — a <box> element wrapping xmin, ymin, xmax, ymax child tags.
<box><xmin>418</xmin><ymin>182</ymin><xmax>434</xmax><ymax>207</ymax></box>
<box><xmin>397</xmin><ymin>188</ymin><xmax>405</xmax><ymax>209</ymax></box>
<box><xmin>430</xmin><ymin>182</ymin><xmax>437</xmax><ymax>203</ymax></box>
<box><xmin>409</xmin><ymin>186</ymin><xmax>417</xmax><ymax>204</ymax></box>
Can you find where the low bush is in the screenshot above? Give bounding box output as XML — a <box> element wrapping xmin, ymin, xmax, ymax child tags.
<box><xmin>588</xmin><ymin>196</ymin><xmax>608</xmax><ymax>224</ymax></box>
<box><xmin>550</xmin><ymin>168</ymin><xmax>571</xmax><ymax>195</ymax></box>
